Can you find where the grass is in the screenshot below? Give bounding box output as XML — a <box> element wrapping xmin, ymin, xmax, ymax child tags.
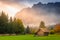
<box><xmin>0</xmin><ymin>34</ymin><xmax>60</xmax><ymax>40</ymax></box>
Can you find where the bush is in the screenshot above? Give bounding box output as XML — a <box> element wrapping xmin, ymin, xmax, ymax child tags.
<box><xmin>50</xmin><ymin>30</ymin><xmax>55</xmax><ymax>34</ymax></box>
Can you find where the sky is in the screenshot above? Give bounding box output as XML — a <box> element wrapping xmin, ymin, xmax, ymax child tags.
<box><xmin>0</xmin><ymin>0</ymin><xmax>60</xmax><ymax>17</ymax></box>
<box><xmin>16</xmin><ymin>7</ymin><xmax>60</xmax><ymax>27</ymax></box>
<box><xmin>0</xmin><ymin>0</ymin><xmax>60</xmax><ymax>27</ymax></box>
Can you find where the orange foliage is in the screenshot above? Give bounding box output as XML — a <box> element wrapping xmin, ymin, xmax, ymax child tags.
<box><xmin>54</xmin><ymin>24</ymin><xmax>60</xmax><ymax>32</ymax></box>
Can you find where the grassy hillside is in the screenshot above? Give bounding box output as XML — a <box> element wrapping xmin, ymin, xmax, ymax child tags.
<box><xmin>0</xmin><ymin>35</ymin><xmax>60</xmax><ymax>40</ymax></box>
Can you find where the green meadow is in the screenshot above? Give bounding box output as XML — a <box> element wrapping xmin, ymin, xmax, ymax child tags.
<box><xmin>0</xmin><ymin>35</ymin><xmax>60</xmax><ymax>40</ymax></box>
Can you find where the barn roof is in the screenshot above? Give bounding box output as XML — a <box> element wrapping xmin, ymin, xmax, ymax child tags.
<box><xmin>40</xmin><ymin>28</ymin><xmax>49</xmax><ymax>32</ymax></box>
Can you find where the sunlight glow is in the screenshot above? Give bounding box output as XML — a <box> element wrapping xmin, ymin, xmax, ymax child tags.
<box><xmin>5</xmin><ymin>6</ymin><xmax>20</xmax><ymax>18</ymax></box>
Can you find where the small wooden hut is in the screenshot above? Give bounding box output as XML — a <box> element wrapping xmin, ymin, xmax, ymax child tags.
<box><xmin>35</xmin><ymin>28</ymin><xmax>49</xmax><ymax>36</ymax></box>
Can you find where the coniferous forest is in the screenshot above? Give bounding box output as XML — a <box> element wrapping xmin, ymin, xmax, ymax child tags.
<box><xmin>0</xmin><ymin>11</ymin><xmax>24</xmax><ymax>34</ymax></box>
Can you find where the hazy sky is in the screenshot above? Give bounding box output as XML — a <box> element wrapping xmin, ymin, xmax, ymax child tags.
<box><xmin>0</xmin><ymin>0</ymin><xmax>60</xmax><ymax>27</ymax></box>
<box><xmin>0</xmin><ymin>0</ymin><xmax>60</xmax><ymax>10</ymax></box>
<box><xmin>0</xmin><ymin>0</ymin><xmax>60</xmax><ymax>7</ymax></box>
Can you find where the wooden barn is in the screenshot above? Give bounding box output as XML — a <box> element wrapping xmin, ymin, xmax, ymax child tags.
<box><xmin>35</xmin><ymin>28</ymin><xmax>49</xmax><ymax>36</ymax></box>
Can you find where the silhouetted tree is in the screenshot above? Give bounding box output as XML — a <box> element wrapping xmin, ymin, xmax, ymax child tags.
<box><xmin>0</xmin><ymin>11</ymin><xmax>8</xmax><ymax>34</ymax></box>
<box><xmin>39</xmin><ymin>21</ymin><xmax>46</xmax><ymax>28</ymax></box>
<box><xmin>26</xmin><ymin>26</ymin><xmax>30</xmax><ymax>34</ymax></box>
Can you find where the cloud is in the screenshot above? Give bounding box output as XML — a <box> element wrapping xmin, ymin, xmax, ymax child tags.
<box><xmin>15</xmin><ymin>8</ymin><xmax>60</xmax><ymax>27</ymax></box>
<box><xmin>0</xmin><ymin>0</ymin><xmax>27</xmax><ymax>7</ymax></box>
<box><xmin>0</xmin><ymin>0</ymin><xmax>27</xmax><ymax>18</ymax></box>
<box><xmin>0</xmin><ymin>0</ymin><xmax>60</xmax><ymax>3</ymax></box>
<box><xmin>0</xmin><ymin>0</ymin><xmax>60</xmax><ymax>7</ymax></box>
<box><xmin>0</xmin><ymin>0</ymin><xmax>28</xmax><ymax>12</ymax></box>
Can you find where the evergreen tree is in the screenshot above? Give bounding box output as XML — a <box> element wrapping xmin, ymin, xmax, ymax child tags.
<box><xmin>39</xmin><ymin>21</ymin><xmax>46</xmax><ymax>28</ymax></box>
<box><xmin>26</xmin><ymin>26</ymin><xmax>30</xmax><ymax>34</ymax></box>
<box><xmin>0</xmin><ymin>11</ymin><xmax>25</xmax><ymax>34</ymax></box>
<box><xmin>0</xmin><ymin>11</ymin><xmax>8</xmax><ymax>33</ymax></box>
<box><xmin>8</xmin><ymin>17</ymin><xmax>15</xmax><ymax>34</ymax></box>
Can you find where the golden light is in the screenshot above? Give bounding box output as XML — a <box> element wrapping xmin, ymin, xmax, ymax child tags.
<box><xmin>0</xmin><ymin>1</ymin><xmax>21</xmax><ymax>18</ymax></box>
<box><xmin>5</xmin><ymin>5</ymin><xmax>20</xmax><ymax>18</ymax></box>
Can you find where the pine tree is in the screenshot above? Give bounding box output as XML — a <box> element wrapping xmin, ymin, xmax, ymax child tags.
<box><xmin>26</xmin><ymin>26</ymin><xmax>30</xmax><ymax>34</ymax></box>
<box><xmin>39</xmin><ymin>21</ymin><xmax>46</xmax><ymax>28</ymax></box>
<box><xmin>0</xmin><ymin>11</ymin><xmax>8</xmax><ymax>33</ymax></box>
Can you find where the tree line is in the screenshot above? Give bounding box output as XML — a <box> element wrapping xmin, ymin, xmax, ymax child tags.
<box><xmin>0</xmin><ymin>11</ymin><xmax>24</xmax><ymax>34</ymax></box>
<box><xmin>0</xmin><ymin>11</ymin><xmax>47</xmax><ymax>34</ymax></box>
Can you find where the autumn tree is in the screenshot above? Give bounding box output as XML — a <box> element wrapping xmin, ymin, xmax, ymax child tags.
<box><xmin>54</xmin><ymin>24</ymin><xmax>60</xmax><ymax>33</ymax></box>
<box><xmin>14</xmin><ymin>19</ymin><xmax>25</xmax><ymax>34</ymax></box>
